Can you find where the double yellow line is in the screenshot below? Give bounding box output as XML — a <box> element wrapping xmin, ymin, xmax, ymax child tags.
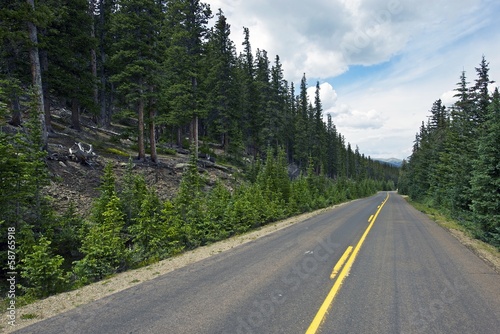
<box><xmin>305</xmin><ymin>193</ymin><xmax>390</xmax><ymax>334</ymax></box>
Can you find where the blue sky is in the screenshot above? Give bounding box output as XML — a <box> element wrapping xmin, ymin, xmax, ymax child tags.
<box><xmin>209</xmin><ymin>0</ymin><xmax>500</xmax><ymax>160</ymax></box>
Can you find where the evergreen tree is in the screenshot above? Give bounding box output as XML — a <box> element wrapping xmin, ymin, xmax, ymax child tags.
<box><xmin>203</xmin><ymin>9</ymin><xmax>239</xmax><ymax>153</ymax></box>
<box><xmin>129</xmin><ymin>188</ymin><xmax>166</xmax><ymax>261</ymax></box>
<box><xmin>163</xmin><ymin>0</ymin><xmax>212</xmax><ymax>153</ymax></box>
<box><xmin>470</xmin><ymin>55</ymin><xmax>494</xmax><ymax>127</ymax></box>
<box><xmin>0</xmin><ymin>0</ymin><xmax>33</xmax><ymax>126</ymax></box>
<box><xmin>312</xmin><ymin>81</ymin><xmax>326</xmax><ymax>173</ymax></box>
<box><xmin>470</xmin><ymin>88</ymin><xmax>500</xmax><ymax>244</ymax></box>
<box><xmin>174</xmin><ymin>147</ymin><xmax>205</xmax><ymax>248</ymax></box>
<box><xmin>120</xmin><ymin>159</ymin><xmax>148</xmax><ymax>228</ymax></box>
<box><xmin>253</xmin><ymin>48</ymin><xmax>271</xmax><ymax>151</ymax></box>
<box><xmin>26</xmin><ymin>0</ymin><xmax>48</xmax><ymax>148</ymax></box>
<box><xmin>269</xmin><ymin>55</ymin><xmax>288</xmax><ymax>149</ymax></box>
<box><xmin>20</xmin><ymin>236</ymin><xmax>68</xmax><ymax>298</ymax></box>
<box><xmin>325</xmin><ymin>114</ymin><xmax>339</xmax><ymax>178</ymax></box>
<box><xmin>399</xmin><ymin>56</ymin><xmax>499</xmax><ymax>247</ymax></box>
<box><xmin>41</xmin><ymin>0</ymin><xmax>97</xmax><ymax>131</ymax></box>
<box><xmin>294</xmin><ymin>73</ymin><xmax>309</xmax><ymax>168</ymax></box>
<box><xmin>75</xmin><ymin>194</ymin><xmax>128</xmax><ymax>283</ymax></box>
<box><xmin>109</xmin><ymin>0</ymin><xmax>163</xmax><ymax>161</ymax></box>
<box><xmin>237</xmin><ymin>27</ymin><xmax>258</xmax><ymax>157</ymax></box>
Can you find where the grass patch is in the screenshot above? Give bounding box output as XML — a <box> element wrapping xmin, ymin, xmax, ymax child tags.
<box><xmin>106</xmin><ymin>147</ymin><xmax>130</xmax><ymax>157</ymax></box>
<box><xmin>20</xmin><ymin>313</ymin><xmax>39</xmax><ymax>320</ymax></box>
<box><xmin>157</xmin><ymin>147</ymin><xmax>177</xmax><ymax>155</ymax></box>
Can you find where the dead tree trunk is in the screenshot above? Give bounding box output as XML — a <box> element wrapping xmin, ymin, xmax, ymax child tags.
<box><xmin>98</xmin><ymin>0</ymin><xmax>110</xmax><ymax>128</ymax></box>
<box><xmin>89</xmin><ymin>0</ymin><xmax>98</xmax><ymax>122</ymax></box>
<box><xmin>9</xmin><ymin>95</ymin><xmax>21</xmax><ymax>127</ymax></box>
<box><xmin>71</xmin><ymin>98</ymin><xmax>81</xmax><ymax>131</ymax></box>
<box><xmin>137</xmin><ymin>96</ymin><xmax>146</xmax><ymax>161</ymax></box>
<box><xmin>40</xmin><ymin>48</ymin><xmax>53</xmax><ymax>133</ymax></box>
<box><xmin>149</xmin><ymin>107</ymin><xmax>157</xmax><ymax>163</ymax></box>
<box><xmin>27</xmin><ymin>0</ymin><xmax>47</xmax><ymax>149</ymax></box>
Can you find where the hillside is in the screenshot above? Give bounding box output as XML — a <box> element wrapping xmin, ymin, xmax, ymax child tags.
<box><xmin>43</xmin><ymin>107</ymin><xmax>238</xmax><ymax>217</ymax></box>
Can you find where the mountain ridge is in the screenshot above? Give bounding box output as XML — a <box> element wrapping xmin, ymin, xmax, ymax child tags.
<box><xmin>373</xmin><ymin>158</ymin><xmax>403</xmax><ymax>167</ymax></box>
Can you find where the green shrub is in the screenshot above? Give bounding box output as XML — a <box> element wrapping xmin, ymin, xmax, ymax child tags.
<box><xmin>20</xmin><ymin>236</ymin><xmax>69</xmax><ymax>298</ymax></box>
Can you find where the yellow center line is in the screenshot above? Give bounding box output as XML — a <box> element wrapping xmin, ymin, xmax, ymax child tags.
<box><xmin>305</xmin><ymin>193</ymin><xmax>390</xmax><ymax>334</ymax></box>
<box><xmin>330</xmin><ymin>246</ymin><xmax>353</xmax><ymax>280</ymax></box>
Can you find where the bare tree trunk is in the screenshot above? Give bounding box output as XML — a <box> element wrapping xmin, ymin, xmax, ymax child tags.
<box><xmin>27</xmin><ymin>0</ymin><xmax>47</xmax><ymax>149</ymax></box>
<box><xmin>9</xmin><ymin>103</ymin><xmax>22</xmax><ymax>127</ymax></box>
<box><xmin>40</xmin><ymin>48</ymin><xmax>53</xmax><ymax>133</ymax></box>
<box><xmin>71</xmin><ymin>98</ymin><xmax>81</xmax><ymax>131</ymax></box>
<box><xmin>149</xmin><ymin>107</ymin><xmax>157</xmax><ymax>163</ymax></box>
<box><xmin>223</xmin><ymin>132</ymin><xmax>229</xmax><ymax>152</ymax></box>
<box><xmin>193</xmin><ymin>115</ymin><xmax>198</xmax><ymax>157</ymax></box>
<box><xmin>98</xmin><ymin>0</ymin><xmax>110</xmax><ymax>128</ymax></box>
<box><xmin>137</xmin><ymin>97</ymin><xmax>146</xmax><ymax>161</ymax></box>
<box><xmin>89</xmin><ymin>1</ymin><xmax>98</xmax><ymax>122</ymax></box>
<box><xmin>177</xmin><ymin>127</ymin><xmax>182</xmax><ymax>147</ymax></box>
<box><xmin>191</xmin><ymin>76</ymin><xmax>199</xmax><ymax>156</ymax></box>
<box><xmin>6</xmin><ymin>52</ymin><xmax>22</xmax><ymax>126</ymax></box>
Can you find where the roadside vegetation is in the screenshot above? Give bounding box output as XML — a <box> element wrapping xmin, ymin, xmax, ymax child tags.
<box><xmin>399</xmin><ymin>56</ymin><xmax>500</xmax><ymax>249</ymax></box>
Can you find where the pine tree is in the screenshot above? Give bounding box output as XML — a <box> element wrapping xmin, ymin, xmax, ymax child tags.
<box><xmin>26</xmin><ymin>0</ymin><xmax>48</xmax><ymax>148</ymax></box>
<box><xmin>20</xmin><ymin>236</ymin><xmax>68</xmax><ymax>298</ymax></box>
<box><xmin>325</xmin><ymin>114</ymin><xmax>338</xmax><ymax>178</ymax></box>
<box><xmin>237</xmin><ymin>27</ymin><xmax>258</xmax><ymax>157</ymax></box>
<box><xmin>41</xmin><ymin>0</ymin><xmax>97</xmax><ymax>131</ymax></box>
<box><xmin>470</xmin><ymin>88</ymin><xmax>500</xmax><ymax>244</ymax></box>
<box><xmin>294</xmin><ymin>73</ymin><xmax>310</xmax><ymax>168</ymax></box>
<box><xmin>89</xmin><ymin>163</ymin><xmax>117</xmax><ymax>224</ymax></box>
<box><xmin>470</xmin><ymin>55</ymin><xmax>495</xmax><ymax>127</ymax></box>
<box><xmin>174</xmin><ymin>147</ymin><xmax>204</xmax><ymax>248</ymax></box>
<box><xmin>0</xmin><ymin>0</ymin><xmax>33</xmax><ymax>127</ymax></box>
<box><xmin>109</xmin><ymin>0</ymin><xmax>163</xmax><ymax>161</ymax></box>
<box><xmin>269</xmin><ymin>55</ymin><xmax>288</xmax><ymax>149</ymax></box>
<box><xmin>312</xmin><ymin>81</ymin><xmax>326</xmax><ymax>173</ymax></box>
<box><xmin>203</xmin><ymin>9</ymin><xmax>239</xmax><ymax>153</ymax></box>
<box><xmin>444</xmin><ymin>71</ymin><xmax>475</xmax><ymax>212</ymax></box>
<box><xmin>163</xmin><ymin>0</ymin><xmax>212</xmax><ymax>153</ymax></box>
<box><xmin>120</xmin><ymin>159</ymin><xmax>148</xmax><ymax>228</ymax></box>
<box><xmin>130</xmin><ymin>188</ymin><xmax>166</xmax><ymax>261</ymax></box>
<box><xmin>254</xmin><ymin>49</ymin><xmax>271</xmax><ymax>150</ymax></box>
<box><xmin>75</xmin><ymin>194</ymin><xmax>128</xmax><ymax>283</ymax></box>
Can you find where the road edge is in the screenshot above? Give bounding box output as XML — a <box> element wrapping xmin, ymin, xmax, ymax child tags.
<box><xmin>400</xmin><ymin>194</ymin><xmax>500</xmax><ymax>275</ymax></box>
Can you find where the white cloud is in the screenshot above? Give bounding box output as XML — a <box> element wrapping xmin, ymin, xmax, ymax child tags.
<box><xmin>330</xmin><ymin>104</ymin><xmax>386</xmax><ymax>129</ymax></box>
<box><xmin>209</xmin><ymin>0</ymin><xmax>500</xmax><ymax>159</ymax></box>
<box><xmin>306</xmin><ymin>82</ymin><xmax>338</xmax><ymax>112</ymax></box>
<box><xmin>440</xmin><ymin>90</ymin><xmax>457</xmax><ymax>107</ymax></box>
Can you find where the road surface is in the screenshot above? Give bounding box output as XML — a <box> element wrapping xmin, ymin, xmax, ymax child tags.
<box><xmin>14</xmin><ymin>192</ymin><xmax>500</xmax><ymax>333</ymax></box>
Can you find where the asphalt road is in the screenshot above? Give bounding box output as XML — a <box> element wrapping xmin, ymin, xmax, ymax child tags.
<box><xmin>14</xmin><ymin>192</ymin><xmax>500</xmax><ymax>334</ymax></box>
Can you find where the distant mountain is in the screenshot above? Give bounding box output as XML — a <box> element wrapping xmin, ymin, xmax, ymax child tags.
<box><xmin>374</xmin><ymin>158</ymin><xmax>403</xmax><ymax>167</ymax></box>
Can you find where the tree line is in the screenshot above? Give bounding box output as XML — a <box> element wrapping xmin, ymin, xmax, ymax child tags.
<box><xmin>2</xmin><ymin>0</ymin><xmax>398</xmax><ymax>177</ymax></box>
<box><xmin>398</xmin><ymin>56</ymin><xmax>499</xmax><ymax>248</ymax></box>
<box><xmin>0</xmin><ymin>0</ymin><xmax>401</xmax><ymax>301</ymax></box>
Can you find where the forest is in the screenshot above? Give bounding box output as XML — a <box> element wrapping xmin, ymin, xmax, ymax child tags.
<box><xmin>398</xmin><ymin>56</ymin><xmax>500</xmax><ymax>248</ymax></box>
<box><xmin>0</xmin><ymin>1</ymin><xmax>400</xmax><ymax>301</ymax></box>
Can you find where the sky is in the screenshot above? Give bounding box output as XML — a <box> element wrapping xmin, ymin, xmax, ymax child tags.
<box><xmin>208</xmin><ymin>0</ymin><xmax>500</xmax><ymax>160</ymax></box>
